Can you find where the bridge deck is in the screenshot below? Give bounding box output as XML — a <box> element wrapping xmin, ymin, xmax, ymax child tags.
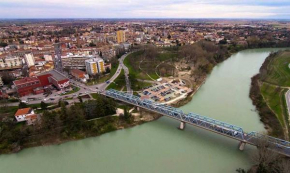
<box><xmin>103</xmin><ymin>89</ymin><xmax>290</xmax><ymax>157</ymax></box>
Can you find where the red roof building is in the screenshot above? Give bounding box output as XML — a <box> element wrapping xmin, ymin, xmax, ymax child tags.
<box><xmin>71</xmin><ymin>69</ymin><xmax>88</xmax><ymax>83</ymax></box>
<box><xmin>37</xmin><ymin>70</ymin><xmax>70</xmax><ymax>90</ymax></box>
<box><xmin>71</xmin><ymin>69</ymin><xmax>86</xmax><ymax>78</ymax></box>
<box><xmin>14</xmin><ymin>108</ymin><xmax>38</xmax><ymax>125</ymax></box>
<box><xmin>13</xmin><ymin>77</ymin><xmax>44</xmax><ymax>97</ymax></box>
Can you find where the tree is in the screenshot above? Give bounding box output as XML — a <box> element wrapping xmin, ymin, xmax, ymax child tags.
<box><xmin>18</xmin><ymin>102</ymin><xmax>28</xmax><ymax>109</ymax></box>
<box><xmin>40</xmin><ymin>101</ymin><xmax>48</xmax><ymax>110</ymax></box>
<box><xmin>251</xmin><ymin>137</ymin><xmax>283</xmax><ymax>173</ymax></box>
<box><xmin>105</xmin><ymin>67</ymin><xmax>111</xmax><ymax>74</ymax></box>
<box><xmin>0</xmin><ymin>72</ymin><xmax>15</xmax><ymax>85</ymax></box>
<box><xmin>41</xmin><ymin>111</ymin><xmax>57</xmax><ymax>130</ymax></box>
<box><xmin>219</xmin><ymin>39</ymin><xmax>227</xmax><ymax>44</ymax></box>
<box><xmin>89</xmin><ymin>42</ymin><xmax>96</xmax><ymax>47</ymax></box>
<box><xmin>0</xmin><ymin>42</ymin><xmax>8</xmax><ymax>47</ymax></box>
<box><xmin>123</xmin><ymin>106</ymin><xmax>132</xmax><ymax>122</ymax></box>
<box><xmin>78</xmin><ymin>96</ymin><xmax>83</xmax><ymax>103</ymax></box>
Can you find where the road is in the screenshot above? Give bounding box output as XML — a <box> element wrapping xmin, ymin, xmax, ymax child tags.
<box><xmin>119</xmin><ymin>53</ymin><xmax>133</xmax><ymax>94</ymax></box>
<box><xmin>285</xmin><ymin>89</ymin><xmax>290</xmax><ymax>118</ymax></box>
<box><xmin>6</xmin><ymin>52</ymin><xmax>134</xmax><ymax>106</ymax></box>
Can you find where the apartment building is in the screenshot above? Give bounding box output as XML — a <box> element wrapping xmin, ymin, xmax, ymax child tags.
<box><xmin>0</xmin><ymin>56</ymin><xmax>22</xmax><ymax>70</ymax></box>
<box><xmin>117</xmin><ymin>30</ymin><xmax>126</xmax><ymax>43</ymax></box>
<box><xmin>24</xmin><ymin>53</ymin><xmax>35</xmax><ymax>67</ymax></box>
<box><xmin>85</xmin><ymin>57</ymin><xmax>105</xmax><ymax>75</ymax></box>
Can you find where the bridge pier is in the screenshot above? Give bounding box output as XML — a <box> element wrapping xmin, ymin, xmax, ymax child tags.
<box><xmin>134</xmin><ymin>106</ymin><xmax>140</xmax><ymax>111</ymax></box>
<box><xmin>179</xmin><ymin>121</ymin><xmax>186</xmax><ymax>130</ymax></box>
<box><xmin>238</xmin><ymin>141</ymin><xmax>246</xmax><ymax>151</ymax></box>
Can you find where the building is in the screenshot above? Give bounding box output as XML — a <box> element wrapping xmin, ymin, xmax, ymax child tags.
<box><xmin>44</xmin><ymin>54</ymin><xmax>53</xmax><ymax>61</ymax></box>
<box><xmin>117</xmin><ymin>30</ymin><xmax>126</xmax><ymax>43</ymax></box>
<box><xmin>13</xmin><ymin>77</ymin><xmax>44</xmax><ymax>97</ymax></box>
<box><xmin>37</xmin><ymin>70</ymin><xmax>70</xmax><ymax>90</ymax></box>
<box><xmin>71</xmin><ymin>69</ymin><xmax>88</xmax><ymax>83</ymax></box>
<box><xmin>61</xmin><ymin>54</ymin><xmax>95</xmax><ymax>69</ymax></box>
<box><xmin>85</xmin><ymin>57</ymin><xmax>105</xmax><ymax>75</ymax></box>
<box><xmin>24</xmin><ymin>53</ymin><xmax>35</xmax><ymax>67</ymax></box>
<box><xmin>0</xmin><ymin>56</ymin><xmax>22</xmax><ymax>70</ymax></box>
<box><xmin>14</xmin><ymin>108</ymin><xmax>38</xmax><ymax>125</ymax></box>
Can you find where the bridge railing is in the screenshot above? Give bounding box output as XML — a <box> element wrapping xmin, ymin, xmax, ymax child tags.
<box><xmin>246</xmin><ymin>132</ymin><xmax>290</xmax><ymax>155</ymax></box>
<box><xmin>106</xmin><ymin>89</ymin><xmax>245</xmax><ymax>140</ymax></box>
<box><xmin>246</xmin><ymin>132</ymin><xmax>290</xmax><ymax>147</ymax></box>
<box><xmin>105</xmin><ymin>89</ymin><xmax>290</xmax><ymax>154</ymax></box>
<box><xmin>186</xmin><ymin>113</ymin><xmax>245</xmax><ymax>140</ymax></box>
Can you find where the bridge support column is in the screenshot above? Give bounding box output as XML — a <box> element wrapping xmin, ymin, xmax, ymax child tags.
<box><xmin>179</xmin><ymin>121</ymin><xmax>186</xmax><ymax>130</ymax></box>
<box><xmin>238</xmin><ymin>141</ymin><xmax>246</xmax><ymax>151</ymax></box>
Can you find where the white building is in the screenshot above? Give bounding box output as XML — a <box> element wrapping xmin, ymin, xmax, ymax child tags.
<box><xmin>0</xmin><ymin>56</ymin><xmax>22</xmax><ymax>70</ymax></box>
<box><xmin>85</xmin><ymin>57</ymin><xmax>105</xmax><ymax>75</ymax></box>
<box><xmin>14</xmin><ymin>108</ymin><xmax>36</xmax><ymax>123</ymax></box>
<box><xmin>44</xmin><ymin>54</ymin><xmax>53</xmax><ymax>61</ymax></box>
<box><xmin>24</xmin><ymin>53</ymin><xmax>35</xmax><ymax>67</ymax></box>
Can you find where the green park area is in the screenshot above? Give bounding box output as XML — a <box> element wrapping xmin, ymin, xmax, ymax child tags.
<box><xmin>262</xmin><ymin>51</ymin><xmax>290</xmax><ymax>86</ymax></box>
<box><xmin>107</xmin><ymin>69</ymin><xmax>127</xmax><ymax>91</ymax></box>
<box><xmin>123</xmin><ymin>48</ymin><xmax>178</xmax><ymax>81</ymax></box>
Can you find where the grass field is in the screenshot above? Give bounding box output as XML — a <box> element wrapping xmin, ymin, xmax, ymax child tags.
<box><xmin>0</xmin><ymin>106</ymin><xmax>18</xmax><ymax>117</ymax></box>
<box><xmin>124</xmin><ymin>50</ymin><xmax>177</xmax><ymax>80</ymax></box>
<box><xmin>124</xmin><ymin>51</ymin><xmax>151</xmax><ymax>80</ymax></box>
<box><xmin>263</xmin><ymin>51</ymin><xmax>290</xmax><ymax>87</ymax></box>
<box><xmin>107</xmin><ymin>69</ymin><xmax>126</xmax><ymax>91</ymax></box>
<box><xmin>260</xmin><ymin>83</ymin><xmax>288</xmax><ymax>130</ymax></box>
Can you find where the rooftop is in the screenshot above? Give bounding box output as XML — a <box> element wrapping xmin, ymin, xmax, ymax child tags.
<box><xmin>38</xmin><ymin>69</ymin><xmax>68</xmax><ymax>81</ymax></box>
<box><xmin>15</xmin><ymin>108</ymin><xmax>32</xmax><ymax>116</ymax></box>
<box><xmin>71</xmin><ymin>69</ymin><xmax>86</xmax><ymax>75</ymax></box>
<box><xmin>13</xmin><ymin>77</ymin><xmax>39</xmax><ymax>86</ymax></box>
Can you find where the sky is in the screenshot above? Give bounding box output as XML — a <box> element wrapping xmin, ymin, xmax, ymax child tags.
<box><xmin>0</xmin><ymin>0</ymin><xmax>289</xmax><ymax>19</ymax></box>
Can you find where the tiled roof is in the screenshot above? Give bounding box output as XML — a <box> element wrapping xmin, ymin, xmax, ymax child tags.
<box><xmin>15</xmin><ymin>108</ymin><xmax>32</xmax><ymax>116</ymax></box>
<box><xmin>13</xmin><ymin>77</ymin><xmax>39</xmax><ymax>86</ymax></box>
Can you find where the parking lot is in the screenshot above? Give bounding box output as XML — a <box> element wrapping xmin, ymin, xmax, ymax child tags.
<box><xmin>137</xmin><ymin>79</ymin><xmax>192</xmax><ymax>104</ymax></box>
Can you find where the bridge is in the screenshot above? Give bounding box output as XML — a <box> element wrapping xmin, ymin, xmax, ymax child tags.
<box><xmin>104</xmin><ymin>89</ymin><xmax>290</xmax><ymax>157</ymax></box>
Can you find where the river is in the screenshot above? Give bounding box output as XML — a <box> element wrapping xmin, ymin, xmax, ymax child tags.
<box><xmin>0</xmin><ymin>48</ymin><xmax>288</xmax><ymax>173</ymax></box>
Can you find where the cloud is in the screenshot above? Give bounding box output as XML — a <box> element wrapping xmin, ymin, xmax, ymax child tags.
<box><xmin>0</xmin><ymin>0</ymin><xmax>289</xmax><ymax>19</ymax></box>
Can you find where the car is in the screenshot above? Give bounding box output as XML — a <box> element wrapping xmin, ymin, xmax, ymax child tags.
<box><xmin>50</xmin><ymin>98</ymin><xmax>55</xmax><ymax>100</ymax></box>
<box><xmin>106</xmin><ymin>80</ymin><xmax>110</xmax><ymax>84</ymax></box>
<box><xmin>21</xmin><ymin>100</ymin><xmax>28</xmax><ymax>103</ymax></box>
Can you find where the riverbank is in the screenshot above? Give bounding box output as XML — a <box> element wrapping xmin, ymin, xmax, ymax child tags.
<box><xmin>249</xmin><ymin>50</ymin><xmax>290</xmax><ymax>140</ymax></box>
<box><xmin>1</xmin><ymin>107</ymin><xmax>162</xmax><ymax>155</ymax></box>
<box><xmin>249</xmin><ymin>74</ymin><xmax>284</xmax><ymax>138</ymax></box>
